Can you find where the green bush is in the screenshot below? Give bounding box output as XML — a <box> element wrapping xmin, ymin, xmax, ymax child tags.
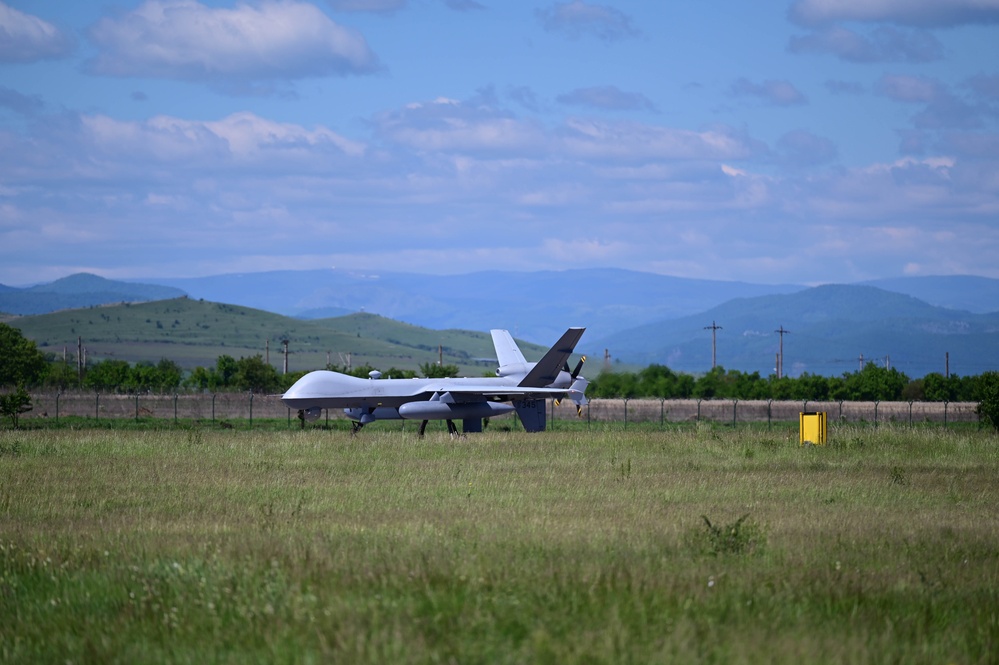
<box><xmin>0</xmin><ymin>386</ymin><xmax>32</xmax><ymax>428</ymax></box>
<box><xmin>975</xmin><ymin>371</ymin><xmax>999</xmax><ymax>432</ymax></box>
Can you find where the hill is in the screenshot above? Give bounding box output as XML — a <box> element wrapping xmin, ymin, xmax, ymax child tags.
<box><xmin>589</xmin><ymin>284</ymin><xmax>999</xmax><ymax>378</ymax></box>
<box><xmin>7</xmin><ymin>298</ymin><xmax>547</xmax><ymax>375</ymax></box>
<box><xmin>9</xmin><ymin>270</ymin><xmax>999</xmax><ymax>348</ymax></box>
<box><xmin>153</xmin><ymin>268</ymin><xmax>805</xmax><ymax>343</ymax></box>
<box><xmin>861</xmin><ymin>275</ymin><xmax>999</xmax><ymax>314</ymax></box>
<box><xmin>0</xmin><ymin>273</ymin><xmax>186</xmax><ymax>316</ymax></box>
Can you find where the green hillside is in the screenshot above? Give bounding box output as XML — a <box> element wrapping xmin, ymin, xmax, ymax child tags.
<box><xmin>7</xmin><ymin>297</ymin><xmax>546</xmax><ymax>375</ymax></box>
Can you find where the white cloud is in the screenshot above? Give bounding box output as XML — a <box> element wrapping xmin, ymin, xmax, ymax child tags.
<box><xmin>45</xmin><ymin>111</ymin><xmax>365</xmax><ymax>178</ymax></box>
<box><xmin>0</xmin><ymin>86</ymin><xmax>44</xmax><ymax>115</ymax></box>
<box><xmin>375</xmin><ymin>99</ymin><xmax>549</xmax><ymax>155</ymax></box>
<box><xmin>559</xmin><ymin>118</ymin><xmax>757</xmax><ymax>162</ymax></box>
<box><xmin>788</xmin><ymin>25</ymin><xmax>942</xmax><ymax>62</ymax></box>
<box><xmin>730</xmin><ymin>78</ymin><xmax>808</xmax><ymax>106</ymax></box>
<box><xmin>774</xmin><ymin>129</ymin><xmax>839</xmax><ymax>168</ymax></box>
<box><xmin>378</xmin><ymin>95</ymin><xmax>758</xmax><ymax>162</ymax></box>
<box><xmin>443</xmin><ymin>0</ymin><xmax>485</xmax><ymax>10</ymax></box>
<box><xmin>877</xmin><ymin>75</ymin><xmax>983</xmax><ymax>129</ymax></box>
<box><xmin>825</xmin><ymin>79</ymin><xmax>865</xmax><ymax>94</ymax></box>
<box><xmin>556</xmin><ymin>85</ymin><xmax>657</xmax><ymax>112</ymax></box>
<box><xmin>788</xmin><ymin>0</ymin><xmax>999</xmax><ymax>28</ymax></box>
<box><xmin>0</xmin><ymin>1</ymin><xmax>75</xmax><ymax>62</ymax></box>
<box><xmin>327</xmin><ymin>0</ymin><xmax>407</xmax><ymax>13</ymax></box>
<box><xmin>536</xmin><ymin>0</ymin><xmax>639</xmax><ymax>41</ymax></box>
<box><xmin>877</xmin><ymin>74</ymin><xmax>942</xmax><ymax>102</ymax></box>
<box><xmin>2</xmin><ymin>88</ymin><xmax>998</xmax><ymax>285</ymax></box>
<box><xmin>967</xmin><ymin>74</ymin><xmax>999</xmax><ymax>100</ymax></box>
<box><xmin>86</xmin><ymin>0</ymin><xmax>379</xmax><ymax>83</ymax></box>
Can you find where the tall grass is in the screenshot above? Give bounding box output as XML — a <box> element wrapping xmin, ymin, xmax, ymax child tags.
<box><xmin>1</xmin><ymin>425</ymin><xmax>997</xmax><ymax>663</ymax></box>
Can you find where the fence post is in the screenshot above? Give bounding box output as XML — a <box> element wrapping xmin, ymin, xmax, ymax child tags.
<box><xmin>95</xmin><ymin>392</ymin><xmax>100</xmax><ymax>422</ymax></box>
<box><xmin>908</xmin><ymin>400</ymin><xmax>913</xmax><ymax>426</ymax></box>
<box><xmin>56</xmin><ymin>392</ymin><xmax>61</xmax><ymax>422</ymax></box>
<box><xmin>212</xmin><ymin>393</ymin><xmax>216</xmax><ymax>423</ymax></box>
<box><xmin>767</xmin><ymin>399</ymin><xmax>772</xmax><ymax>429</ymax></box>
<box><xmin>174</xmin><ymin>394</ymin><xmax>179</xmax><ymax>423</ymax></box>
<box><xmin>874</xmin><ymin>400</ymin><xmax>879</xmax><ymax>427</ymax></box>
<box><xmin>732</xmin><ymin>399</ymin><xmax>738</xmax><ymax>427</ymax></box>
<box><xmin>696</xmin><ymin>399</ymin><xmax>702</xmax><ymax>422</ymax></box>
<box><xmin>944</xmin><ymin>401</ymin><xmax>948</xmax><ymax>427</ymax></box>
<box><xmin>660</xmin><ymin>398</ymin><xmax>665</xmax><ymax>428</ymax></box>
<box><xmin>623</xmin><ymin>398</ymin><xmax>628</xmax><ymax>430</ymax></box>
<box><xmin>249</xmin><ymin>392</ymin><xmax>254</xmax><ymax>429</ymax></box>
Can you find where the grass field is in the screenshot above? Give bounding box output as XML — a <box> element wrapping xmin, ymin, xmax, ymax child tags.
<box><xmin>1</xmin><ymin>425</ymin><xmax>997</xmax><ymax>663</ymax></box>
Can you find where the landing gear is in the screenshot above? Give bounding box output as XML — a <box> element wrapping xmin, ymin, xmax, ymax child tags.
<box><xmin>416</xmin><ymin>419</ymin><xmax>462</xmax><ymax>438</ymax></box>
<box><xmin>350</xmin><ymin>421</ymin><xmax>364</xmax><ymax>436</ymax></box>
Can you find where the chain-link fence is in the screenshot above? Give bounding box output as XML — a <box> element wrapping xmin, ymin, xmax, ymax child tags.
<box><xmin>569</xmin><ymin>398</ymin><xmax>978</xmax><ymax>427</ymax></box>
<box><xmin>23</xmin><ymin>391</ymin><xmax>980</xmax><ymax>427</ymax></box>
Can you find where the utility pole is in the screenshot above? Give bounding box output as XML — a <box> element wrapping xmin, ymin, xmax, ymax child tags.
<box><xmin>265</xmin><ymin>339</ymin><xmax>270</xmax><ymax>365</ymax></box>
<box><xmin>858</xmin><ymin>353</ymin><xmax>864</xmax><ymax>372</ymax></box>
<box><xmin>282</xmin><ymin>339</ymin><xmax>289</xmax><ymax>375</ymax></box>
<box><xmin>774</xmin><ymin>325</ymin><xmax>789</xmax><ymax>379</ymax></box>
<box><xmin>704</xmin><ymin>320</ymin><xmax>722</xmax><ymax>369</ymax></box>
<box><xmin>77</xmin><ymin>336</ymin><xmax>83</xmax><ymax>385</ymax></box>
<box><xmin>945</xmin><ymin>351</ymin><xmax>949</xmax><ymax>378</ymax></box>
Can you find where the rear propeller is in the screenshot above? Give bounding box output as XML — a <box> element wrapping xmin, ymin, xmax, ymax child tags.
<box><xmin>563</xmin><ymin>355</ymin><xmax>586</xmax><ymax>380</ymax></box>
<box><xmin>556</xmin><ymin>356</ymin><xmax>588</xmax><ymax>416</ymax></box>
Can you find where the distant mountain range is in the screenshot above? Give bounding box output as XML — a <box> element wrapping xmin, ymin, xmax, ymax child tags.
<box><xmin>149</xmin><ymin>268</ymin><xmax>806</xmax><ymax>344</ymax></box>
<box><xmin>588</xmin><ymin>284</ymin><xmax>999</xmax><ymax>378</ymax></box>
<box><xmin>3</xmin><ymin>270</ymin><xmax>998</xmax><ymax>378</ymax></box>
<box><xmin>0</xmin><ymin>273</ymin><xmax>185</xmax><ymax>316</ymax></box>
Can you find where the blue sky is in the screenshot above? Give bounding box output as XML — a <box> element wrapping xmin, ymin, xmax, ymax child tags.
<box><xmin>1</xmin><ymin>0</ymin><xmax>997</xmax><ymax>286</ymax></box>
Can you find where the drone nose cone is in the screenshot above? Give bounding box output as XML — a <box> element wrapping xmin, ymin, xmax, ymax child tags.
<box><xmin>282</xmin><ymin>370</ymin><xmax>338</xmax><ymax>406</ymax></box>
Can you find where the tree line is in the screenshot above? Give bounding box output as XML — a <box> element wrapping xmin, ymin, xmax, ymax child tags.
<box><xmin>1</xmin><ymin>322</ymin><xmax>460</xmax><ymax>395</ymax></box>
<box><xmin>2</xmin><ymin>322</ymin><xmax>998</xmax><ymax>429</ymax></box>
<box><xmin>587</xmin><ymin>363</ymin><xmax>990</xmax><ymax>403</ymax></box>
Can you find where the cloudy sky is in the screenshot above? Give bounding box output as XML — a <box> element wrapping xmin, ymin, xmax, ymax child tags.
<box><xmin>1</xmin><ymin>0</ymin><xmax>997</xmax><ymax>286</ymax></box>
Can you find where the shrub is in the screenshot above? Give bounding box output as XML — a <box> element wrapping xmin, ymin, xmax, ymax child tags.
<box><xmin>975</xmin><ymin>371</ymin><xmax>999</xmax><ymax>432</ymax></box>
<box><xmin>0</xmin><ymin>386</ymin><xmax>32</xmax><ymax>428</ymax></box>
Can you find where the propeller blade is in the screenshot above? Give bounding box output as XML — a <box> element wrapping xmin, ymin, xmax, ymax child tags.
<box><xmin>570</xmin><ymin>356</ymin><xmax>586</xmax><ymax>380</ymax></box>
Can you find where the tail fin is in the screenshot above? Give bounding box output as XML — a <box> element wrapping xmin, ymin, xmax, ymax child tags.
<box><xmin>491</xmin><ymin>329</ymin><xmax>527</xmax><ymax>367</ymax></box>
<box><xmin>513</xmin><ymin>398</ymin><xmax>547</xmax><ymax>432</ymax></box>
<box><xmin>518</xmin><ymin>327</ymin><xmax>585</xmax><ymax>388</ymax></box>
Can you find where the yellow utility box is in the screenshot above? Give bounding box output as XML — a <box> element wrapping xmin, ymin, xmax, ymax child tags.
<box><xmin>799</xmin><ymin>411</ymin><xmax>827</xmax><ymax>446</ymax></box>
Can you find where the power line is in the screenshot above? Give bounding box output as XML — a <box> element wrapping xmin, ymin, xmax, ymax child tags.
<box><xmin>703</xmin><ymin>320</ymin><xmax>722</xmax><ymax>369</ymax></box>
<box><xmin>774</xmin><ymin>325</ymin><xmax>790</xmax><ymax>379</ymax></box>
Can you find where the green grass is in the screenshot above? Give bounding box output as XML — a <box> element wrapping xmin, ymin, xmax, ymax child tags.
<box><xmin>1</xmin><ymin>426</ymin><xmax>997</xmax><ymax>663</ymax></box>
